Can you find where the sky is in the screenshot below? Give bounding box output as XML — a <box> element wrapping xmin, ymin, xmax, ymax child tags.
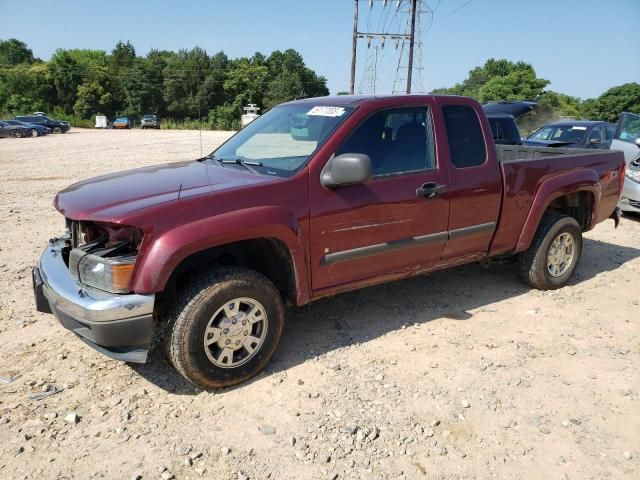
<box><xmin>1</xmin><ymin>0</ymin><xmax>639</xmax><ymax>99</ymax></box>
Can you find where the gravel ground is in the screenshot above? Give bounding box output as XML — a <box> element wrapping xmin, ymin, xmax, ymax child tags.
<box><xmin>0</xmin><ymin>128</ymin><xmax>638</xmax><ymax>480</ymax></box>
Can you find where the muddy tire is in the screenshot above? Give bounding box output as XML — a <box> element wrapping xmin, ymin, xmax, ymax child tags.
<box><xmin>518</xmin><ymin>212</ymin><xmax>582</xmax><ymax>290</ymax></box>
<box><xmin>166</xmin><ymin>267</ymin><xmax>285</xmax><ymax>389</ymax></box>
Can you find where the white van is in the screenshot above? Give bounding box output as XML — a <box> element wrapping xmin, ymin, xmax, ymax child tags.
<box><xmin>95</xmin><ymin>115</ymin><xmax>108</xmax><ymax>129</ymax></box>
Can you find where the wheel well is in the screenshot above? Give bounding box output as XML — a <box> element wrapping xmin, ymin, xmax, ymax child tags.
<box><xmin>158</xmin><ymin>238</ymin><xmax>298</xmax><ymax>309</ymax></box>
<box><xmin>546</xmin><ymin>191</ymin><xmax>593</xmax><ymax>231</ymax></box>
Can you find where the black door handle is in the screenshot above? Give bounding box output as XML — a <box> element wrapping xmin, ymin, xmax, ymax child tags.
<box><xmin>416</xmin><ymin>182</ymin><xmax>446</xmax><ymax>199</ymax></box>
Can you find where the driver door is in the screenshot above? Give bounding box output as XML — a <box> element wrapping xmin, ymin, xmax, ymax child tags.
<box><xmin>308</xmin><ymin>105</ymin><xmax>450</xmax><ymax>292</ymax></box>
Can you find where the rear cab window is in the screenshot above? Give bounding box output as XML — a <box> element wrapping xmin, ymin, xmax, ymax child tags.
<box><xmin>442</xmin><ymin>105</ymin><xmax>487</xmax><ymax>168</ymax></box>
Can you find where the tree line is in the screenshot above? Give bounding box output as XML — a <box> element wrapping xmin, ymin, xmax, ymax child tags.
<box><xmin>0</xmin><ymin>38</ymin><xmax>329</xmax><ymax>129</ymax></box>
<box><xmin>2</xmin><ymin>39</ymin><xmax>638</xmax><ymax>130</ymax></box>
<box><xmin>430</xmin><ymin>58</ymin><xmax>640</xmax><ymax>129</ymax></box>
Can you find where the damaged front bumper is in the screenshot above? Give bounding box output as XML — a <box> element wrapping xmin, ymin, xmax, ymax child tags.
<box><xmin>33</xmin><ymin>237</ymin><xmax>155</xmax><ymax>363</ymax></box>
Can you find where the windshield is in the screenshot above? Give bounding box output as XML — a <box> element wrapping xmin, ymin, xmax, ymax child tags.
<box><xmin>615</xmin><ymin>112</ymin><xmax>640</xmax><ymax>144</ymax></box>
<box><xmin>211</xmin><ymin>103</ymin><xmax>354</xmax><ymax>176</ymax></box>
<box><xmin>528</xmin><ymin>124</ymin><xmax>588</xmax><ymax>143</ymax></box>
<box><xmin>143</xmin><ymin>115</ymin><xmax>156</xmax><ymax>119</ymax></box>
<box><xmin>115</xmin><ymin>118</ymin><xmax>127</xmax><ymax>122</ymax></box>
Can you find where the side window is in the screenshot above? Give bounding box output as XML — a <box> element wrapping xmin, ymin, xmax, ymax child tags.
<box><xmin>442</xmin><ymin>105</ymin><xmax>486</xmax><ymax>168</ymax></box>
<box><xmin>335</xmin><ymin>107</ymin><xmax>435</xmax><ymax>177</ymax></box>
<box><xmin>605</xmin><ymin>123</ymin><xmax>616</xmax><ymax>140</ymax></box>
<box><xmin>588</xmin><ymin>125</ymin><xmax>604</xmax><ymax>143</ymax></box>
<box><xmin>489</xmin><ymin>119</ymin><xmax>504</xmax><ymax>140</ymax></box>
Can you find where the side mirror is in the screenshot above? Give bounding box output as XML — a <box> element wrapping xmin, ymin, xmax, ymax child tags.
<box><xmin>589</xmin><ymin>138</ymin><xmax>601</xmax><ymax>145</ymax></box>
<box><xmin>321</xmin><ymin>153</ymin><xmax>372</xmax><ymax>188</ymax></box>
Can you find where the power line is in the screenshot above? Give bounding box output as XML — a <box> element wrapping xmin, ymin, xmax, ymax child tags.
<box><xmin>351</xmin><ymin>0</ymin><xmax>428</xmax><ymax>95</ymax></box>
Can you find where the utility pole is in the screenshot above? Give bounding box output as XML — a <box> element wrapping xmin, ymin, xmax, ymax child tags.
<box><xmin>406</xmin><ymin>0</ymin><xmax>418</xmax><ymax>94</ymax></box>
<box><xmin>350</xmin><ymin>0</ymin><xmax>359</xmax><ymax>95</ymax></box>
<box><xmin>350</xmin><ymin>0</ymin><xmax>414</xmax><ymax>95</ymax></box>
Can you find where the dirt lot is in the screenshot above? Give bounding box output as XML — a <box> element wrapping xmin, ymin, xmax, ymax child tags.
<box><xmin>0</xmin><ymin>128</ymin><xmax>638</xmax><ymax>480</ymax></box>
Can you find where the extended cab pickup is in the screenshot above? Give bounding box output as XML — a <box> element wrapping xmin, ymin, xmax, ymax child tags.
<box><xmin>33</xmin><ymin>95</ymin><xmax>626</xmax><ymax>389</ymax></box>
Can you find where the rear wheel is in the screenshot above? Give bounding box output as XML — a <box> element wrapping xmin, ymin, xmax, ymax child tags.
<box><xmin>518</xmin><ymin>212</ymin><xmax>582</xmax><ymax>290</ymax></box>
<box><xmin>31</xmin><ymin>129</ymin><xmax>39</xmax><ymax>137</ymax></box>
<box><xmin>10</xmin><ymin>129</ymin><xmax>22</xmax><ymax>138</ymax></box>
<box><xmin>166</xmin><ymin>267</ymin><xmax>285</xmax><ymax>389</ymax></box>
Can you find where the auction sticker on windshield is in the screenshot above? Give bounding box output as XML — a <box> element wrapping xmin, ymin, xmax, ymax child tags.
<box><xmin>307</xmin><ymin>106</ymin><xmax>346</xmax><ymax>117</ymax></box>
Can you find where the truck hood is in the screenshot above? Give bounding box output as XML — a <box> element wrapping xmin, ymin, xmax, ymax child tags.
<box><xmin>55</xmin><ymin>160</ymin><xmax>275</xmax><ymax>222</ymax></box>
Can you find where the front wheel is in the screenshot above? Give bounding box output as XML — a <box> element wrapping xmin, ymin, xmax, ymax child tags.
<box><xmin>518</xmin><ymin>212</ymin><xmax>582</xmax><ymax>290</ymax></box>
<box><xmin>166</xmin><ymin>267</ymin><xmax>285</xmax><ymax>389</ymax></box>
<box><xmin>53</xmin><ymin>126</ymin><xmax>62</xmax><ymax>134</ymax></box>
<box><xmin>31</xmin><ymin>129</ymin><xmax>39</xmax><ymax>137</ymax></box>
<box><xmin>10</xmin><ymin>129</ymin><xmax>22</xmax><ymax>138</ymax></box>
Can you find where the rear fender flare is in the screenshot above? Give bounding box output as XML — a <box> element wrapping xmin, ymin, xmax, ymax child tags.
<box><xmin>130</xmin><ymin>206</ymin><xmax>309</xmax><ymax>304</ymax></box>
<box><xmin>515</xmin><ymin>169</ymin><xmax>600</xmax><ymax>252</ymax></box>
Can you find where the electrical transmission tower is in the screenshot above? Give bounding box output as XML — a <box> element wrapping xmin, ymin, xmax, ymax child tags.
<box><xmin>392</xmin><ymin>1</ymin><xmax>430</xmax><ymax>93</ymax></box>
<box><xmin>350</xmin><ymin>0</ymin><xmax>428</xmax><ymax>95</ymax></box>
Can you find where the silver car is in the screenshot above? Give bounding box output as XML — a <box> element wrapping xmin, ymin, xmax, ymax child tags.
<box><xmin>141</xmin><ymin>114</ymin><xmax>160</xmax><ymax>129</ymax></box>
<box><xmin>610</xmin><ymin>112</ymin><xmax>640</xmax><ymax>214</ymax></box>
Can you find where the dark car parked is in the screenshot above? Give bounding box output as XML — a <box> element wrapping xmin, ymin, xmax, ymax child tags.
<box><xmin>0</xmin><ymin>120</ymin><xmax>31</xmax><ymax>138</ymax></box>
<box><xmin>482</xmin><ymin>101</ymin><xmax>536</xmax><ymax>145</ymax></box>
<box><xmin>3</xmin><ymin>119</ymin><xmax>50</xmax><ymax>137</ymax></box>
<box><xmin>15</xmin><ymin>115</ymin><xmax>70</xmax><ymax>133</ymax></box>
<box><xmin>523</xmin><ymin>121</ymin><xmax>613</xmax><ymax>149</ymax></box>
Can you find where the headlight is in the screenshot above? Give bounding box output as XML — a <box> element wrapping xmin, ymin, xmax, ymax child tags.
<box><xmin>69</xmin><ymin>248</ymin><xmax>136</xmax><ymax>293</ymax></box>
<box><xmin>66</xmin><ymin>222</ymin><xmax>142</xmax><ymax>293</ymax></box>
<box><xmin>626</xmin><ymin>169</ymin><xmax>640</xmax><ymax>183</ymax></box>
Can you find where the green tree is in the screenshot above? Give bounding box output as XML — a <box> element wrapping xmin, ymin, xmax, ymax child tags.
<box><xmin>0</xmin><ymin>38</ymin><xmax>330</xmax><ymax>127</ymax></box>
<box><xmin>73</xmin><ymin>81</ymin><xmax>113</xmax><ymax>118</ymax></box>
<box><xmin>581</xmin><ymin>83</ymin><xmax>640</xmax><ymax>122</ymax></box>
<box><xmin>49</xmin><ymin>50</ymin><xmax>84</xmax><ymax>113</ymax></box>
<box><xmin>431</xmin><ymin>58</ymin><xmax>549</xmax><ymax>102</ymax></box>
<box><xmin>0</xmin><ymin>38</ymin><xmax>36</xmax><ymax>65</ymax></box>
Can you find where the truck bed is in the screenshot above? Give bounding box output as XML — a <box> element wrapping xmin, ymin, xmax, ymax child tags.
<box><xmin>489</xmin><ymin>145</ymin><xmax>624</xmax><ymax>255</ymax></box>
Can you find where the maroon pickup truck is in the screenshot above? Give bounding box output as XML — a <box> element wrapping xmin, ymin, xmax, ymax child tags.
<box><xmin>33</xmin><ymin>95</ymin><xmax>625</xmax><ymax>389</ymax></box>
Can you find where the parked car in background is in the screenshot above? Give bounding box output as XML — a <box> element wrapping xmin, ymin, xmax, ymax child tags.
<box><xmin>524</xmin><ymin>121</ymin><xmax>612</xmax><ymax>149</ymax></box>
<box><xmin>482</xmin><ymin>101</ymin><xmax>536</xmax><ymax>145</ymax></box>
<box><xmin>0</xmin><ymin>120</ymin><xmax>31</xmax><ymax>138</ymax></box>
<box><xmin>113</xmin><ymin>117</ymin><xmax>132</xmax><ymax>129</ymax></box>
<box><xmin>15</xmin><ymin>114</ymin><xmax>70</xmax><ymax>133</ymax></box>
<box><xmin>610</xmin><ymin>112</ymin><xmax>640</xmax><ymax>214</ymax></box>
<box><xmin>141</xmin><ymin>114</ymin><xmax>159</xmax><ymax>129</ymax></box>
<box><xmin>3</xmin><ymin>119</ymin><xmax>50</xmax><ymax>136</ymax></box>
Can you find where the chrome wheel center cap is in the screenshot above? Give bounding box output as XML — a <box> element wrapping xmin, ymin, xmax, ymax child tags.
<box><xmin>203</xmin><ymin>297</ymin><xmax>269</xmax><ymax>369</ymax></box>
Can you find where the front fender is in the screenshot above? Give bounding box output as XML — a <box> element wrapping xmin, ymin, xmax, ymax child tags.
<box><xmin>130</xmin><ymin>206</ymin><xmax>309</xmax><ymax>303</ymax></box>
<box><xmin>515</xmin><ymin>169</ymin><xmax>601</xmax><ymax>252</ymax></box>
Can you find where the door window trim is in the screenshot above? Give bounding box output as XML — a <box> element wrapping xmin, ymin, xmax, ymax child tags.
<box><xmin>331</xmin><ymin>105</ymin><xmax>438</xmax><ymax>181</ymax></box>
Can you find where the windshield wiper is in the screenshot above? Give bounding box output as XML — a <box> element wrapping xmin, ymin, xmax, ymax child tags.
<box><xmin>219</xmin><ymin>158</ymin><xmax>263</xmax><ymax>174</ymax></box>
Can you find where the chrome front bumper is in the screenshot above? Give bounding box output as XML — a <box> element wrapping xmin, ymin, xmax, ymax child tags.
<box><xmin>34</xmin><ymin>237</ymin><xmax>155</xmax><ymax>363</ymax></box>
